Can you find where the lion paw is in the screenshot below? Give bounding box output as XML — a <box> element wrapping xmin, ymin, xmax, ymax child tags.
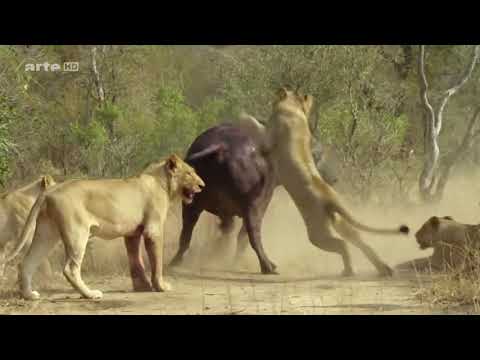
<box><xmin>84</xmin><ymin>289</ymin><xmax>103</xmax><ymax>300</ymax></box>
<box><xmin>23</xmin><ymin>290</ymin><xmax>41</xmax><ymax>301</ymax></box>
<box><xmin>153</xmin><ymin>280</ymin><xmax>172</xmax><ymax>292</ymax></box>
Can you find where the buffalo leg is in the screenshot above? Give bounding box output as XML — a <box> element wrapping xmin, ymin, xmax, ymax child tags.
<box><xmin>208</xmin><ymin>216</ymin><xmax>236</xmax><ymax>261</ymax></box>
<box><xmin>235</xmin><ymin>186</ymin><xmax>276</xmax><ymax>271</ymax></box>
<box><xmin>169</xmin><ymin>205</ymin><xmax>202</xmax><ymax>267</ymax></box>
<box><xmin>243</xmin><ymin>208</ymin><xmax>277</xmax><ymax>275</ymax></box>
<box><xmin>125</xmin><ymin>235</ymin><xmax>152</xmax><ymax>292</ymax></box>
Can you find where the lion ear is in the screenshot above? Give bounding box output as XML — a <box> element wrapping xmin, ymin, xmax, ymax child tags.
<box><xmin>166</xmin><ymin>154</ymin><xmax>180</xmax><ymax>173</ymax></box>
<box><xmin>443</xmin><ymin>216</ymin><xmax>454</xmax><ymax>221</ymax></box>
<box><xmin>276</xmin><ymin>87</ymin><xmax>289</xmax><ymax>101</ymax></box>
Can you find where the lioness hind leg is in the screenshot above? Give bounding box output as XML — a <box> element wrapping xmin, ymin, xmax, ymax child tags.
<box><xmin>309</xmin><ymin>227</ymin><xmax>354</xmax><ymax>277</ymax></box>
<box><xmin>62</xmin><ymin>229</ymin><xmax>102</xmax><ymax>300</ymax></box>
<box><xmin>20</xmin><ymin>226</ymin><xmax>60</xmax><ymax>300</ymax></box>
<box><xmin>334</xmin><ymin>219</ymin><xmax>393</xmax><ymax>277</ymax></box>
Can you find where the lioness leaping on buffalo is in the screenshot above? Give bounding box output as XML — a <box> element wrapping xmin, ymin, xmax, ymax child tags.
<box><xmin>1</xmin><ymin>154</ymin><xmax>205</xmax><ymax>300</ymax></box>
<box><xmin>237</xmin><ymin>87</ymin><xmax>409</xmax><ymax>277</ymax></box>
<box><xmin>0</xmin><ymin>175</ymin><xmax>57</xmax><ymax>278</ymax></box>
<box><xmin>396</xmin><ymin>216</ymin><xmax>480</xmax><ymax>275</ymax></box>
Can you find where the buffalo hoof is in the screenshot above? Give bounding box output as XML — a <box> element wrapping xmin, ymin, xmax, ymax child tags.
<box><xmin>261</xmin><ymin>264</ymin><xmax>279</xmax><ymax>275</ymax></box>
<box><xmin>261</xmin><ymin>270</ymin><xmax>279</xmax><ymax>275</ymax></box>
<box><xmin>168</xmin><ymin>256</ymin><xmax>183</xmax><ymax>268</ymax></box>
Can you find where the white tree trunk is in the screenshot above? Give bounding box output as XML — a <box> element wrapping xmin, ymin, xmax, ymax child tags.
<box><xmin>91</xmin><ymin>46</ymin><xmax>105</xmax><ymax>104</ymax></box>
<box><xmin>418</xmin><ymin>45</ymin><xmax>480</xmax><ymax>201</ymax></box>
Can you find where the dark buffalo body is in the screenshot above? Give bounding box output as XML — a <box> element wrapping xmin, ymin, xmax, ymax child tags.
<box><xmin>169</xmin><ymin>123</ymin><xmax>278</xmax><ymax>274</ymax></box>
<box><xmin>185</xmin><ymin>124</ymin><xmax>269</xmax><ymax>216</ymax></box>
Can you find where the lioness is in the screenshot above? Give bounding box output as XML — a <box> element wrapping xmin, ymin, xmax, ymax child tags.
<box><xmin>237</xmin><ymin>87</ymin><xmax>409</xmax><ymax>277</ymax></box>
<box><xmin>396</xmin><ymin>216</ymin><xmax>480</xmax><ymax>274</ymax></box>
<box><xmin>0</xmin><ymin>175</ymin><xmax>56</xmax><ymax>277</ymax></box>
<box><xmin>2</xmin><ymin>154</ymin><xmax>205</xmax><ymax>300</ymax></box>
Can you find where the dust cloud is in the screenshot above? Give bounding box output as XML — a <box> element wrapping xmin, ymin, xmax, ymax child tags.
<box><xmin>13</xmin><ymin>169</ymin><xmax>480</xmax><ymax>281</ymax></box>
<box><xmin>168</xmin><ymin>168</ymin><xmax>480</xmax><ymax>279</ymax></box>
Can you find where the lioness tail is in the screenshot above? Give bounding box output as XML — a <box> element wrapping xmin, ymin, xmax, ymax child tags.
<box><xmin>2</xmin><ymin>192</ymin><xmax>46</xmax><ymax>264</ymax></box>
<box><xmin>326</xmin><ymin>202</ymin><xmax>410</xmax><ymax>236</ymax></box>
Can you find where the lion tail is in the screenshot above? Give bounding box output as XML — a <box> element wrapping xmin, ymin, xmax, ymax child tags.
<box><xmin>326</xmin><ymin>201</ymin><xmax>410</xmax><ymax>236</ymax></box>
<box><xmin>1</xmin><ymin>192</ymin><xmax>46</xmax><ymax>264</ymax></box>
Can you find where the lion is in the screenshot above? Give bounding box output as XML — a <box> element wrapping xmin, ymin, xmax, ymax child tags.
<box><xmin>0</xmin><ymin>175</ymin><xmax>57</xmax><ymax>278</ymax></box>
<box><xmin>396</xmin><ymin>216</ymin><xmax>480</xmax><ymax>274</ymax></box>
<box><xmin>236</xmin><ymin>87</ymin><xmax>409</xmax><ymax>277</ymax></box>
<box><xmin>1</xmin><ymin>154</ymin><xmax>205</xmax><ymax>300</ymax></box>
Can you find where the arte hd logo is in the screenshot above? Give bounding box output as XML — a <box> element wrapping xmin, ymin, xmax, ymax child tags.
<box><xmin>25</xmin><ymin>61</ymin><xmax>79</xmax><ymax>72</ymax></box>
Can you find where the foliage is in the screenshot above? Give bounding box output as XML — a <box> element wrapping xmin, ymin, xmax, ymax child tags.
<box><xmin>0</xmin><ymin>45</ymin><xmax>478</xmax><ymax>204</ymax></box>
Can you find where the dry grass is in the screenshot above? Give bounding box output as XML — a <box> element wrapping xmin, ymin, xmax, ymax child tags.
<box><xmin>413</xmin><ymin>242</ymin><xmax>480</xmax><ymax>312</ymax></box>
<box><xmin>414</xmin><ymin>274</ymin><xmax>480</xmax><ymax>311</ymax></box>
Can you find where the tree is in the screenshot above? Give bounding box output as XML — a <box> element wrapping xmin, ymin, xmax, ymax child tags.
<box><xmin>418</xmin><ymin>45</ymin><xmax>480</xmax><ymax>202</ymax></box>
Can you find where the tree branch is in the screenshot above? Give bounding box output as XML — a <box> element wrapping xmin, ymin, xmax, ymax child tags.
<box><xmin>435</xmin><ymin>45</ymin><xmax>480</xmax><ymax>136</ymax></box>
<box><xmin>418</xmin><ymin>45</ymin><xmax>436</xmax><ymax>140</ymax></box>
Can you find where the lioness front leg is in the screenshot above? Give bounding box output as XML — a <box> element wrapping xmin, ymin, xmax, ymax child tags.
<box><xmin>144</xmin><ymin>221</ymin><xmax>171</xmax><ymax>292</ymax></box>
<box><xmin>334</xmin><ymin>219</ymin><xmax>393</xmax><ymax>277</ymax></box>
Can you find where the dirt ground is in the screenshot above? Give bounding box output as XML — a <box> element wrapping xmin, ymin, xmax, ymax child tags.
<box><xmin>0</xmin><ymin>270</ymin><xmax>451</xmax><ymax>315</ymax></box>
<box><xmin>1</xmin><ymin>181</ymin><xmax>479</xmax><ymax>315</ymax></box>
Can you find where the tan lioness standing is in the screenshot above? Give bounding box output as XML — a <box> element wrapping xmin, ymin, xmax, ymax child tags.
<box><xmin>0</xmin><ymin>175</ymin><xmax>57</xmax><ymax>277</ymax></box>
<box><xmin>3</xmin><ymin>154</ymin><xmax>205</xmax><ymax>300</ymax></box>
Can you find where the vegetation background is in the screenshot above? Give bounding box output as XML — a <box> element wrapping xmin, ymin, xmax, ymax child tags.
<box><xmin>3</xmin><ymin>45</ymin><xmax>480</xmax><ymax>205</ymax></box>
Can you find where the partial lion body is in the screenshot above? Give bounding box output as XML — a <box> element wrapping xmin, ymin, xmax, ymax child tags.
<box><xmin>236</xmin><ymin>88</ymin><xmax>409</xmax><ymax>277</ymax></box>
<box><xmin>3</xmin><ymin>155</ymin><xmax>205</xmax><ymax>300</ymax></box>
<box><xmin>0</xmin><ymin>176</ymin><xmax>56</xmax><ymax>277</ymax></box>
<box><xmin>45</xmin><ymin>178</ymin><xmax>165</xmax><ymax>241</ymax></box>
<box><xmin>397</xmin><ymin>216</ymin><xmax>480</xmax><ymax>274</ymax></box>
